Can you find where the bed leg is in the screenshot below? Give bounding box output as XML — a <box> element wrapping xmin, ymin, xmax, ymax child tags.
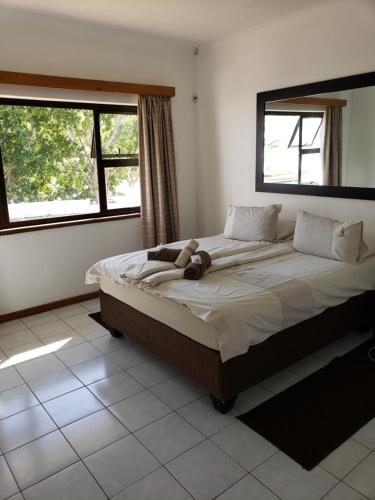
<box><xmin>107</xmin><ymin>326</ymin><xmax>123</xmax><ymax>338</ymax></box>
<box><xmin>210</xmin><ymin>395</ymin><xmax>237</xmax><ymax>414</ymax></box>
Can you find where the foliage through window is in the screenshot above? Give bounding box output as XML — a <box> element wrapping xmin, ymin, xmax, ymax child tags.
<box><xmin>264</xmin><ymin>111</ymin><xmax>323</xmax><ymax>185</ymax></box>
<box><xmin>0</xmin><ymin>99</ymin><xmax>140</xmax><ymax>229</ymax></box>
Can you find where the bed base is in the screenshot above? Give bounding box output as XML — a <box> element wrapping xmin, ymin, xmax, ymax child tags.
<box><xmin>100</xmin><ymin>290</ymin><xmax>375</xmax><ymax>413</ymax></box>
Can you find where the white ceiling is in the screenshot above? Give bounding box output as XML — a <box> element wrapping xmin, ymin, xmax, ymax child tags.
<box><xmin>0</xmin><ymin>0</ymin><xmax>326</xmax><ymax>43</ymax></box>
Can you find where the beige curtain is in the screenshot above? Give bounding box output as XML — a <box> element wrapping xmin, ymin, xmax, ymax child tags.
<box><xmin>323</xmin><ymin>106</ymin><xmax>342</xmax><ymax>186</ymax></box>
<box><xmin>138</xmin><ymin>95</ymin><xmax>180</xmax><ymax>248</ymax></box>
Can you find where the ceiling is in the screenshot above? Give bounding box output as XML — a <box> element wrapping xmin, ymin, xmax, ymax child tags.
<box><xmin>0</xmin><ymin>0</ymin><xmax>326</xmax><ymax>43</ymax></box>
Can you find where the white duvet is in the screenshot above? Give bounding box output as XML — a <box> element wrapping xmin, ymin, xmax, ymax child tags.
<box><xmin>86</xmin><ymin>235</ymin><xmax>375</xmax><ymax>361</ymax></box>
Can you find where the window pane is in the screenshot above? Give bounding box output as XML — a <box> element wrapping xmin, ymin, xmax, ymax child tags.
<box><xmin>302</xmin><ymin>117</ymin><xmax>322</xmax><ymax>148</ymax></box>
<box><xmin>264</xmin><ymin>115</ymin><xmax>299</xmax><ymax>183</ymax></box>
<box><xmin>0</xmin><ymin>105</ymin><xmax>99</xmax><ymax>222</ymax></box>
<box><xmin>105</xmin><ymin>166</ymin><xmax>140</xmax><ymax>209</ymax></box>
<box><xmin>100</xmin><ymin>113</ymin><xmax>138</xmax><ymax>159</ymax></box>
<box><xmin>301</xmin><ymin>152</ymin><xmax>323</xmax><ymax>185</ymax></box>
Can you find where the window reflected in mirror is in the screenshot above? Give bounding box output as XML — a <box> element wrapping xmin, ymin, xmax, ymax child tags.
<box><xmin>263</xmin><ymin>85</ymin><xmax>375</xmax><ymax>188</ymax></box>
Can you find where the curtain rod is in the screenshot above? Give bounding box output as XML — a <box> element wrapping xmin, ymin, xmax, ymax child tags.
<box><xmin>272</xmin><ymin>97</ymin><xmax>346</xmax><ymax>108</ymax></box>
<box><xmin>0</xmin><ymin>71</ymin><xmax>175</xmax><ymax>97</ymax></box>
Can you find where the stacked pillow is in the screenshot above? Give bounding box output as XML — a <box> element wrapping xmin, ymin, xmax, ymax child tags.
<box><xmin>223</xmin><ymin>204</ymin><xmax>368</xmax><ymax>263</ymax></box>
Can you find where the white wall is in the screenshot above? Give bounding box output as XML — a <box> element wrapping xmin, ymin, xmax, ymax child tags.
<box><xmin>347</xmin><ymin>86</ymin><xmax>375</xmax><ymax>187</ymax></box>
<box><xmin>0</xmin><ymin>7</ymin><xmax>197</xmax><ymax>314</ymax></box>
<box><xmin>197</xmin><ymin>0</ymin><xmax>375</xmax><ymax>240</ymax></box>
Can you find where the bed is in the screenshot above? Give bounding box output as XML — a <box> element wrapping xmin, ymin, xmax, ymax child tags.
<box><xmin>87</xmin><ymin>235</ymin><xmax>375</xmax><ymax>413</ymax></box>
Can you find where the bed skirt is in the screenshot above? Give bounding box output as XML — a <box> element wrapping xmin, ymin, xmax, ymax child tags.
<box><xmin>100</xmin><ymin>289</ymin><xmax>375</xmax><ymax>402</ymax></box>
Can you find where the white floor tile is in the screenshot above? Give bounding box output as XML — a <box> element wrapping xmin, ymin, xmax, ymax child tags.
<box><xmin>112</xmin><ymin>467</ymin><xmax>192</xmax><ymax>500</ymax></box>
<box><xmin>320</xmin><ymin>439</ymin><xmax>370</xmax><ymax>479</ymax></box>
<box><xmin>127</xmin><ymin>358</ymin><xmax>177</xmax><ymax>388</ymax></box>
<box><xmin>0</xmin><ymin>330</ymin><xmax>40</xmax><ymax>353</ymax></box>
<box><xmin>233</xmin><ymin>385</ymin><xmax>274</xmax><ymax>416</ymax></box>
<box><xmin>7</xmin><ymin>494</ymin><xmax>23</xmax><ymax>500</ymax></box>
<box><xmin>61</xmin><ymin>408</ymin><xmax>128</xmax><ymax>458</ymax></box>
<box><xmin>80</xmin><ymin>298</ymin><xmax>100</xmax><ymax>313</ymax></box>
<box><xmin>166</xmin><ymin>440</ymin><xmax>246</xmax><ymax>500</ymax></box>
<box><xmin>5</xmin><ymin>430</ymin><xmax>79</xmax><ymax>489</ymax></box>
<box><xmin>323</xmin><ymin>482</ymin><xmax>368</xmax><ymax>500</ymax></box>
<box><xmin>135</xmin><ymin>413</ymin><xmax>204</xmax><ymax>464</ymax></box>
<box><xmin>0</xmin><ymin>319</ymin><xmax>28</xmax><ymax>336</ymax></box>
<box><xmin>84</xmin><ymin>435</ymin><xmax>159</xmax><ymax>497</ymax></box>
<box><xmin>315</xmin><ymin>339</ymin><xmax>347</xmax><ymax>362</ymax></box>
<box><xmin>150</xmin><ymin>375</ymin><xmax>205</xmax><ymax>410</ymax></box>
<box><xmin>216</xmin><ymin>474</ymin><xmax>278</xmax><ymax>500</ymax></box>
<box><xmin>22</xmin><ymin>312</ymin><xmax>58</xmax><ymax>328</ymax></box>
<box><xmin>70</xmin><ymin>355</ymin><xmax>121</xmax><ymax>385</ymax></box>
<box><xmin>178</xmin><ymin>395</ymin><xmax>235</xmax><ymax>437</ymax></box>
<box><xmin>253</xmin><ymin>452</ymin><xmax>338</xmax><ymax>500</ymax></box>
<box><xmin>42</xmin><ymin>330</ymin><xmax>86</xmax><ymax>351</ymax></box>
<box><xmin>91</xmin><ymin>335</ymin><xmax>127</xmax><ymax>354</ymax></box>
<box><xmin>3</xmin><ymin>340</ymin><xmax>44</xmax><ymax>358</ymax></box>
<box><xmin>289</xmin><ymin>355</ymin><xmax>327</xmax><ymax>378</ymax></box>
<box><xmin>353</xmin><ymin>418</ymin><xmax>375</xmax><ymax>450</ymax></box>
<box><xmin>28</xmin><ymin>368</ymin><xmax>83</xmax><ymax>402</ymax></box>
<box><xmin>76</xmin><ymin>323</ymin><xmax>109</xmax><ymax>341</ymax></box>
<box><xmin>109</xmin><ymin>390</ymin><xmax>171</xmax><ymax>432</ymax></box>
<box><xmin>53</xmin><ymin>304</ymin><xmax>88</xmax><ymax>319</ymax></box>
<box><xmin>55</xmin><ymin>342</ymin><xmax>101</xmax><ymax>367</ymax></box>
<box><xmin>0</xmin><ymin>405</ymin><xmax>56</xmax><ymax>452</ymax></box>
<box><xmin>15</xmin><ymin>353</ymin><xmax>65</xmax><ymax>381</ymax></box>
<box><xmin>344</xmin><ymin>451</ymin><xmax>375</xmax><ymax>499</ymax></box>
<box><xmin>0</xmin><ymin>384</ymin><xmax>38</xmax><ymax>419</ymax></box>
<box><xmin>314</xmin><ymin>332</ymin><xmax>369</xmax><ymax>362</ymax></box>
<box><xmin>211</xmin><ymin>421</ymin><xmax>277</xmax><ymax>471</ymax></box>
<box><xmin>22</xmin><ymin>461</ymin><xmax>106</xmax><ymax>500</ymax></box>
<box><xmin>0</xmin><ymin>366</ymin><xmax>23</xmax><ymax>393</ymax></box>
<box><xmin>0</xmin><ymin>456</ymin><xmax>19</xmax><ymax>500</ymax></box>
<box><xmin>30</xmin><ymin>319</ymin><xmax>72</xmax><ymax>340</ymax></box>
<box><xmin>63</xmin><ymin>313</ymin><xmax>94</xmax><ymax>329</ymax></box>
<box><xmin>88</xmin><ymin>371</ymin><xmax>143</xmax><ymax>406</ymax></box>
<box><xmin>261</xmin><ymin>368</ymin><xmax>302</xmax><ymax>394</ymax></box>
<box><xmin>43</xmin><ymin>387</ymin><xmax>103</xmax><ymax>426</ymax></box>
<box><xmin>107</xmin><ymin>343</ymin><xmax>151</xmax><ymax>369</ymax></box>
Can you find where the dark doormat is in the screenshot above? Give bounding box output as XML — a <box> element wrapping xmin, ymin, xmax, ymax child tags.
<box><xmin>89</xmin><ymin>311</ymin><xmax>108</xmax><ymax>329</ymax></box>
<box><xmin>238</xmin><ymin>338</ymin><xmax>375</xmax><ymax>470</ymax></box>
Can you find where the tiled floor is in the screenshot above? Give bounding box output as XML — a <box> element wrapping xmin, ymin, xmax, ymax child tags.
<box><xmin>0</xmin><ymin>300</ymin><xmax>374</xmax><ymax>499</ymax></box>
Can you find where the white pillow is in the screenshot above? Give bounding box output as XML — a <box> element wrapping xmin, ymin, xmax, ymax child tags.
<box><xmin>277</xmin><ymin>219</ymin><xmax>295</xmax><ymax>242</ymax></box>
<box><xmin>224</xmin><ymin>204</ymin><xmax>282</xmax><ymax>242</ymax></box>
<box><xmin>293</xmin><ymin>210</ymin><xmax>366</xmax><ymax>263</ymax></box>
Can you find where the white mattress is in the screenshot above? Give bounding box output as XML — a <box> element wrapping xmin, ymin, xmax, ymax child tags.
<box><xmin>91</xmin><ymin>235</ymin><xmax>375</xmax><ymax>361</ymax></box>
<box><xmin>101</xmin><ymin>277</ymin><xmax>219</xmax><ymax>350</ymax></box>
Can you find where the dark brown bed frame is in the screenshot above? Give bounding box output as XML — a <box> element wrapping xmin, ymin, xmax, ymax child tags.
<box><xmin>100</xmin><ymin>289</ymin><xmax>375</xmax><ymax>413</ymax></box>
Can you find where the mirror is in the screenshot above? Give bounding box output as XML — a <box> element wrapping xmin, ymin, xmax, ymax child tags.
<box><xmin>256</xmin><ymin>72</ymin><xmax>375</xmax><ymax>200</ymax></box>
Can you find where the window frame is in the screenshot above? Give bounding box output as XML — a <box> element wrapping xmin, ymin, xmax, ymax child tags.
<box><xmin>265</xmin><ymin>111</ymin><xmax>323</xmax><ymax>184</ymax></box>
<box><xmin>0</xmin><ymin>97</ymin><xmax>140</xmax><ymax>230</ymax></box>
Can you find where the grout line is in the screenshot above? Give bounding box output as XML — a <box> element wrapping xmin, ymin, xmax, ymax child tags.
<box><xmin>351</xmin><ymin>435</ymin><xmax>374</xmax><ymax>450</ymax></box>
<box><xmin>321</xmin><ymin>479</ymin><xmax>371</xmax><ymax>500</ymax></box>
<box><xmin>2</xmin><ymin>450</ymin><xmax>24</xmax><ymax>498</ymax></box>
<box><xmin>249</xmin><ymin>469</ymin><xmax>284</xmax><ymax>500</ymax></box>
<box><xmin>319</xmin><ymin>443</ymin><xmax>373</xmax><ymax>480</ymax></box>
<box><xmin>1</xmin><ymin>311</ymin><xmax>375</xmax><ymax>499</ymax></box>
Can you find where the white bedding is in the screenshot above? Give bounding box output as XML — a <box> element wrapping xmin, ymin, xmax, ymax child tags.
<box><xmin>86</xmin><ymin>235</ymin><xmax>375</xmax><ymax>362</ymax></box>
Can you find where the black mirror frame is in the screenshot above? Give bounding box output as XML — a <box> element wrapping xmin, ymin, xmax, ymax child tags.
<box><xmin>256</xmin><ymin>71</ymin><xmax>375</xmax><ymax>200</ymax></box>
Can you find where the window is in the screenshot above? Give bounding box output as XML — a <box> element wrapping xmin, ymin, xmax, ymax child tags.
<box><xmin>264</xmin><ymin>111</ymin><xmax>323</xmax><ymax>185</ymax></box>
<box><xmin>0</xmin><ymin>98</ymin><xmax>139</xmax><ymax>230</ymax></box>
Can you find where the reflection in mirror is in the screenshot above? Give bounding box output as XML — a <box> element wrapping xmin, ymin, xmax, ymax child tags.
<box><xmin>264</xmin><ymin>86</ymin><xmax>375</xmax><ymax>188</ymax></box>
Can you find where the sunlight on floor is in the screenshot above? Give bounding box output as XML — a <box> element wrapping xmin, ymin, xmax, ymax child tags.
<box><xmin>0</xmin><ymin>338</ymin><xmax>72</xmax><ymax>369</ymax></box>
